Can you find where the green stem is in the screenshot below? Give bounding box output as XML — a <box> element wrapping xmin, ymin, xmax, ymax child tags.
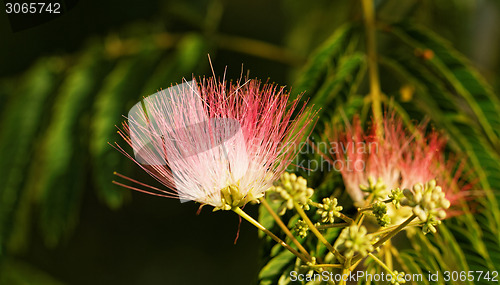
<box><xmin>316</xmin><ymin>223</ymin><xmax>350</xmax><ymax>230</ymax></box>
<box><xmin>368</xmin><ymin>253</ymin><xmax>394</xmax><ymax>275</ymax></box>
<box><xmin>305</xmin><ymin>264</ymin><xmax>343</xmax><ymax>269</ymax></box>
<box><xmin>361</xmin><ymin>0</ymin><xmax>383</xmax><ymax>126</ymax></box>
<box><xmin>385</xmin><ymin>241</ymin><xmax>393</xmax><ymax>270</ymax></box>
<box><xmin>260</xmin><ymin>198</ymin><xmax>313</xmax><ymax>262</ymax></box>
<box><xmin>294</xmin><ymin>202</ymin><xmax>345</xmax><ymax>263</ymax></box>
<box><xmin>338</xmin><ymin>213</ymin><xmax>355</xmax><ymax>224</ymax></box>
<box><xmin>356</xmin><ymin>213</ymin><xmax>366</xmax><ymax>226</ymax></box>
<box><xmin>349</xmin><ymin>258</ymin><xmax>364</xmax><ymax>272</ymax></box>
<box><xmin>338</xmin><ymin>266</ymin><xmax>350</xmax><ymax>285</ymax></box>
<box><xmin>358</xmin><ymin>206</ymin><xmax>373</xmax><ymax>213</ymax></box>
<box><xmin>390</xmin><ymin>246</ymin><xmax>412</xmax><ymax>276</ymax></box>
<box><xmin>354</xmin><ymin>193</ymin><xmax>374</xmax><ymax>227</ymax></box>
<box><xmin>106</xmin><ymin>31</ymin><xmax>302</xmax><ymax>65</ymax></box>
<box><xmin>371</xmin><ymin>214</ymin><xmax>416</xmax><ymax>249</ymax></box>
<box><xmin>369</xmin><ymin>220</ymin><xmax>422</xmax><ymax>237</ymax></box>
<box><xmin>351</xmin><ymin>214</ymin><xmax>417</xmax><ymax>264</ymax></box>
<box><xmin>216</xmin><ymin>34</ymin><xmax>303</xmax><ymax>66</ymax></box>
<box><xmin>232</xmin><ymin>207</ymin><xmax>309</xmax><ymax>263</ymax></box>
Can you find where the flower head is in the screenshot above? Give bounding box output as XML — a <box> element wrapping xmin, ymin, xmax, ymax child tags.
<box><xmin>268</xmin><ymin>172</ymin><xmax>314</xmax><ymax>215</ymax></box>
<box><xmin>316</xmin><ymin>197</ymin><xmax>343</xmax><ymax>224</ymax></box>
<box><xmin>322</xmin><ymin>112</ymin><xmax>475</xmax><ymax>215</ymax></box>
<box><xmin>114</xmin><ymin>77</ymin><xmax>314</xmax><ymax>210</ymax></box>
<box><xmin>336</xmin><ymin>225</ymin><xmax>373</xmax><ymax>259</ymax></box>
<box><xmin>401</xmin><ymin>180</ymin><xmax>450</xmax><ymax>234</ymax></box>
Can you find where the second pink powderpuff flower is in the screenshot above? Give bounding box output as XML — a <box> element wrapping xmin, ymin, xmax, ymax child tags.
<box><xmin>321</xmin><ymin>113</ymin><xmax>475</xmax><ymax>214</ymax></box>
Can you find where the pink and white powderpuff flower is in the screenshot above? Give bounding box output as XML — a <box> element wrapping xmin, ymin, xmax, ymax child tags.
<box><xmin>112</xmin><ymin>77</ymin><xmax>314</xmax><ymax>211</ymax></box>
<box><xmin>321</xmin><ymin>113</ymin><xmax>475</xmax><ymax>212</ymax></box>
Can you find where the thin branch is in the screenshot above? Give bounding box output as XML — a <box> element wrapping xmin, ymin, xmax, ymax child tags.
<box><xmin>351</xmin><ymin>214</ymin><xmax>417</xmax><ymax>265</ymax></box>
<box><xmin>294</xmin><ymin>202</ymin><xmax>345</xmax><ymax>263</ymax></box>
<box><xmin>361</xmin><ymin>0</ymin><xmax>383</xmax><ymax>125</ymax></box>
<box><xmin>233</xmin><ymin>207</ymin><xmax>309</xmax><ymax>263</ymax></box>
<box><xmin>260</xmin><ymin>198</ymin><xmax>313</xmax><ymax>262</ymax></box>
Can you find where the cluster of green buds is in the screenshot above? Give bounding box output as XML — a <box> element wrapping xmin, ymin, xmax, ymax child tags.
<box><xmin>372</xmin><ymin>201</ymin><xmax>391</xmax><ymax>227</ymax></box>
<box><xmin>259</xmin><ymin>172</ymin><xmax>453</xmax><ymax>285</ymax></box>
<box><xmin>356</xmin><ymin>177</ymin><xmax>392</xmax><ymax>226</ymax></box>
<box><xmin>316</xmin><ymin>197</ymin><xmax>343</xmax><ymax>224</ymax></box>
<box><xmin>293</xmin><ymin>220</ymin><xmax>322</xmax><ymax>238</ymax></box>
<box><xmin>360</xmin><ymin>176</ymin><xmax>388</xmax><ymax>199</ymax></box>
<box><xmin>336</xmin><ymin>225</ymin><xmax>374</xmax><ymax>259</ymax></box>
<box><xmin>390</xmin><ymin>270</ymin><xmax>406</xmax><ymax>285</ymax></box>
<box><xmin>294</xmin><ymin>220</ymin><xmax>310</xmax><ymax>238</ymax></box>
<box><xmin>268</xmin><ymin>172</ymin><xmax>314</xmax><ymax>215</ymax></box>
<box><xmin>388</xmin><ymin>188</ymin><xmax>404</xmax><ymax>209</ymax></box>
<box><xmin>401</xmin><ymin>180</ymin><xmax>451</xmax><ymax>234</ymax></box>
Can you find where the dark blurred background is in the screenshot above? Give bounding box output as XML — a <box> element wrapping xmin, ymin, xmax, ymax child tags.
<box><xmin>1</xmin><ymin>0</ymin><xmax>500</xmax><ymax>284</ymax></box>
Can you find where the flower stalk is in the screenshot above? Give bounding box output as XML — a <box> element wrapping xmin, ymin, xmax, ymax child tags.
<box><xmin>232</xmin><ymin>207</ymin><xmax>310</xmax><ymax>263</ymax></box>
<box><xmin>294</xmin><ymin>202</ymin><xmax>345</xmax><ymax>263</ymax></box>
<box><xmin>260</xmin><ymin>198</ymin><xmax>313</xmax><ymax>262</ymax></box>
<box><xmin>351</xmin><ymin>214</ymin><xmax>417</xmax><ymax>265</ymax></box>
<box><xmin>361</xmin><ymin>0</ymin><xmax>383</xmax><ymax>125</ymax></box>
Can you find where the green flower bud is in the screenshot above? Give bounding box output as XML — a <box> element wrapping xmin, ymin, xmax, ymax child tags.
<box><xmin>388</xmin><ymin>188</ymin><xmax>405</xmax><ymax>209</ymax></box>
<box><xmin>378</xmin><ymin>215</ymin><xmax>391</xmax><ymax>227</ymax></box>
<box><xmin>316</xmin><ymin>197</ymin><xmax>343</xmax><ymax>224</ymax></box>
<box><xmin>359</xmin><ymin>176</ymin><xmax>387</xmax><ymax>198</ymax></box>
<box><xmin>294</xmin><ymin>220</ymin><xmax>309</xmax><ymax>238</ymax></box>
<box><xmin>390</xmin><ymin>270</ymin><xmax>406</xmax><ymax>284</ymax></box>
<box><xmin>336</xmin><ymin>225</ymin><xmax>374</xmax><ymax>259</ymax></box>
<box><xmin>371</xmin><ymin>201</ymin><xmax>390</xmax><ymax>227</ymax></box>
<box><xmin>269</xmin><ymin>173</ymin><xmax>315</xmax><ymax>215</ymax></box>
<box><xmin>405</xmin><ymin>180</ymin><xmax>451</xmax><ymax>234</ymax></box>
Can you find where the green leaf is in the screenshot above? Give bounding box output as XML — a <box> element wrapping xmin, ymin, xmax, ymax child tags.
<box><xmin>33</xmin><ymin>47</ymin><xmax>114</xmax><ymax>247</ymax></box>
<box><xmin>310</xmin><ymin>53</ymin><xmax>365</xmax><ymax>112</ymax></box>
<box><xmin>398</xmin><ymin>252</ymin><xmax>430</xmax><ymax>285</ymax></box>
<box><xmin>435</xmin><ymin>224</ymin><xmax>470</xmax><ymax>276</ymax></box>
<box><xmin>0</xmin><ymin>58</ymin><xmax>64</xmax><ymax>255</ymax></box>
<box><xmin>391</xmin><ymin>23</ymin><xmax>500</xmax><ymax>151</ymax></box>
<box><xmin>292</xmin><ymin>24</ymin><xmax>354</xmax><ymax>99</ymax></box>
<box><xmin>259</xmin><ymin>249</ymin><xmax>296</xmax><ymax>282</ymax></box>
<box><xmin>141</xmin><ymin>33</ymin><xmax>209</xmax><ymax>95</ymax></box>
<box><xmin>90</xmin><ymin>48</ymin><xmax>162</xmax><ymax>209</ymax></box>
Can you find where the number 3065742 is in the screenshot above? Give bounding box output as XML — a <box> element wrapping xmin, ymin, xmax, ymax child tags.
<box><xmin>5</xmin><ymin>2</ymin><xmax>61</xmax><ymax>14</ymax></box>
<box><xmin>443</xmin><ymin>271</ymin><xmax>498</xmax><ymax>282</ymax></box>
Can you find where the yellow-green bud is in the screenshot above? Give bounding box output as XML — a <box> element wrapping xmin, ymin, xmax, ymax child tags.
<box><xmin>316</xmin><ymin>197</ymin><xmax>343</xmax><ymax>224</ymax></box>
